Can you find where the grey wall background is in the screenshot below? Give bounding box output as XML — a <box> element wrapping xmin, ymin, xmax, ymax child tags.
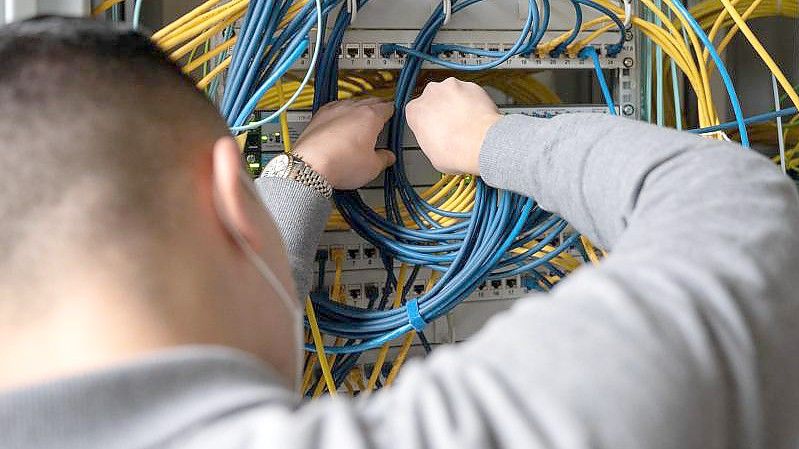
<box><xmin>728</xmin><ymin>17</ymin><xmax>799</xmax><ymax>116</ymax></box>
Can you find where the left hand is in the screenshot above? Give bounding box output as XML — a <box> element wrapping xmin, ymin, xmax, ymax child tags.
<box><xmin>293</xmin><ymin>98</ymin><xmax>396</xmax><ymax>190</ymax></box>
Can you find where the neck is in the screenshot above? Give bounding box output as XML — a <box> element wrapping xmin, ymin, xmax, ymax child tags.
<box><xmin>0</xmin><ymin>291</ymin><xmax>185</xmax><ymax>391</ymax></box>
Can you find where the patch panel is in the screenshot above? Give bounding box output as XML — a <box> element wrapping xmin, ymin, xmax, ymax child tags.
<box><xmin>286</xmin><ymin>28</ymin><xmax>639</xmax><ymax>118</ymax></box>
<box><xmin>289</xmin><ymin>30</ymin><xmax>635</xmax><ymax>71</ymax></box>
<box><xmin>315</xmin><ymin>237</ymin><xmax>386</xmax><ymax>271</ymax></box>
<box><xmin>329</xmin><ymin>0</ymin><xmax>608</xmax><ymax>32</ymax></box>
<box><xmin>313</xmin><ymin>267</ymin><xmax>532</xmax><ymax>305</ymax></box>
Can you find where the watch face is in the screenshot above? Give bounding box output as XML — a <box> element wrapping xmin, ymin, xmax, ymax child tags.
<box><xmin>264</xmin><ymin>154</ymin><xmax>291</xmax><ymax>177</ymax></box>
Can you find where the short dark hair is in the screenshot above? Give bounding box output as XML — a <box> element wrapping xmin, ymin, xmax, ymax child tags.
<box><xmin>0</xmin><ymin>16</ymin><xmax>229</xmax><ymax>291</ymax></box>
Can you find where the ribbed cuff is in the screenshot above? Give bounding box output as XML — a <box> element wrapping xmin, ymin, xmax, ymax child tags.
<box><xmin>254</xmin><ymin>176</ymin><xmax>332</xmax><ymax>299</ymax></box>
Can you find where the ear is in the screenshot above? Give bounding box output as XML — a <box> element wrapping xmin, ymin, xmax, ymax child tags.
<box><xmin>212</xmin><ymin>136</ymin><xmax>264</xmax><ymax>252</ymax></box>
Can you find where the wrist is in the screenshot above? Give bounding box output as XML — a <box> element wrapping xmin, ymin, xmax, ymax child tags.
<box><xmin>293</xmin><ymin>146</ymin><xmax>334</xmax><ymax>184</ymax></box>
<box><xmin>262</xmin><ymin>152</ymin><xmax>334</xmax><ymax>199</ymax></box>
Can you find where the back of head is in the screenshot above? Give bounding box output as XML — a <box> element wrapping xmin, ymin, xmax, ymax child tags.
<box><xmin>0</xmin><ymin>16</ymin><xmax>229</xmax><ymax>307</ymax></box>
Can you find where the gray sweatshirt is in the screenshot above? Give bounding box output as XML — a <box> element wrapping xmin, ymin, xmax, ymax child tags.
<box><xmin>2</xmin><ymin>114</ymin><xmax>798</xmax><ymax>449</ymax></box>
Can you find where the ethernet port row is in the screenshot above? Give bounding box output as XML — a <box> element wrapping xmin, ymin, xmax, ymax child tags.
<box><xmin>456</xmin><ymin>43</ymin><xmax>472</xmax><ymax>58</ymax></box>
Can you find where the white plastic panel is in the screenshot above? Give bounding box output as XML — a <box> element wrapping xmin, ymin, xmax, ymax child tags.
<box><xmin>3</xmin><ymin>0</ymin><xmax>89</xmax><ymax>23</ymax></box>
<box><xmin>347</xmin><ymin>0</ymin><xmax>602</xmax><ymax>32</ymax></box>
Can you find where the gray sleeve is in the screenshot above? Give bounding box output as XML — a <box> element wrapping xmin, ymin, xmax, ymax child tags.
<box><xmin>193</xmin><ymin>114</ymin><xmax>799</xmax><ymax>449</ymax></box>
<box><xmin>255</xmin><ymin>176</ymin><xmax>331</xmax><ymax>300</ymax></box>
<box><xmin>353</xmin><ymin>114</ymin><xmax>799</xmax><ymax>449</ymax></box>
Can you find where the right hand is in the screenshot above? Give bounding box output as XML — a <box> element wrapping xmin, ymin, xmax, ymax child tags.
<box><xmin>405</xmin><ymin>78</ymin><xmax>501</xmax><ymax>175</ymax></box>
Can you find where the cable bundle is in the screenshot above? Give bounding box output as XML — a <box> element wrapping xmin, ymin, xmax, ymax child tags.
<box><xmin>305</xmin><ymin>0</ymin><xmax>596</xmax><ymax>355</ymax></box>
<box><xmin>218</xmin><ymin>0</ymin><xmax>326</xmax><ymax>129</ymax></box>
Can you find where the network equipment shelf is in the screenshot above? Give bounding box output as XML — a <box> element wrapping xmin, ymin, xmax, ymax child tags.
<box><xmin>295</xmin><ymin>30</ymin><xmax>635</xmax><ymax>71</ymax></box>
<box><xmin>291</xmin><ymin>29</ymin><xmax>639</xmax><ymax>118</ymax></box>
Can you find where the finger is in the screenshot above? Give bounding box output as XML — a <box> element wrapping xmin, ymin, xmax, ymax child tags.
<box><xmin>326</xmin><ymin>99</ymin><xmax>353</xmax><ymax>110</ymax></box>
<box><xmin>375</xmin><ymin>149</ymin><xmax>396</xmax><ymax>169</ymax></box>
<box><xmin>442</xmin><ymin>76</ymin><xmax>460</xmax><ymax>84</ymax></box>
<box><xmin>424</xmin><ymin>79</ymin><xmax>441</xmax><ymax>89</ymax></box>
<box><xmin>317</xmin><ymin>100</ymin><xmax>341</xmax><ymax>111</ymax></box>
<box><xmin>368</xmin><ymin>101</ymin><xmax>395</xmax><ymax>122</ymax></box>
<box><xmin>405</xmin><ymin>99</ymin><xmax>421</xmax><ymax>126</ymax></box>
<box><xmin>355</xmin><ymin>97</ymin><xmax>386</xmax><ymax>106</ymax></box>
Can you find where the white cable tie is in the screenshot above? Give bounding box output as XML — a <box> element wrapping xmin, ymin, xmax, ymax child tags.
<box><xmin>772</xmin><ymin>73</ymin><xmax>787</xmax><ymax>174</ymax></box>
<box><xmin>621</xmin><ymin>0</ymin><xmax>632</xmax><ymax>28</ymax></box>
<box><xmin>442</xmin><ymin>0</ymin><xmax>452</xmax><ymax>26</ymax></box>
<box><xmin>348</xmin><ymin>0</ymin><xmax>358</xmax><ymax>25</ymax></box>
<box><xmin>700</xmin><ymin>130</ymin><xmax>731</xmax><ymax>141</ymax></box>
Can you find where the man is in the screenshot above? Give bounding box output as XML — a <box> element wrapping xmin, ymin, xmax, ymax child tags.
<box><xmin>1</xmin><ymin>16</ymin><xmax>797</xmax><ymax>449</ymax></box>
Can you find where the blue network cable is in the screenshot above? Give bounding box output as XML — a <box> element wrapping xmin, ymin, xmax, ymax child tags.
<box><xmin>221</xmin><ymin>0</ymin><xmax>329</xmax><ymax>131</ymax></box>
<box><xmin>233</xmin><ymin>39</ymin><xmax>309</xmax><ymax>127</ymax></box>
<box><xmin>379</xmin><ymin>0</ymin><xmax>537</xmax><ymax>71</ymax></box>
<box><xmin>667</xmin><ymin>0</ymin><xmax>750</xmax><ymax>147</ymax></box>
<box><xmin>551</xmin><ymin>0</ymin><xmax>584</xmax><ymax>57</ymax></box>
<box><xmin>580</xmin><ymin>46</ymin><xmax>616</xmax><ymax>114</ymax></box>
<box><xmin>219</xmin><ymin>0</ymin><xmax>753</xmax><ymax>358</ymax></box>
<box><xmin>304</xmin><ymin>0</ymin><xmax>582</xmax><ymax>354</ymax></box>
<box><xmin>690</xmin><ymin>107</ymin><xmax>798</xmax><ymax>134</ymax></box>
<box><xmin>572</xmin><ymin>0</ymin><xmax>625</xmax><ymax>55</ymax></box>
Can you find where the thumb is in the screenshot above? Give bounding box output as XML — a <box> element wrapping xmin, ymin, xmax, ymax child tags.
<box><xmin>375</xmin><ymin>149</ymin><xmax>396</xmax><ymax>169</ymax></box>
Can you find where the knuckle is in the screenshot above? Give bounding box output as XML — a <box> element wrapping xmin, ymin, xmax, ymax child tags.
<box><xmin>443</xmin><ymin>77</ymin><xmax>459</xmax><ymax>86</ymax></box>
<box><xmin>355</xmin><ymin>105</ymin><xmax>374</xmax><ymax>117</ymax></box>
<box><xmin>423</xmin><ymin>81</ymin><xmax>439</xmax><ymax>93</ymax></box>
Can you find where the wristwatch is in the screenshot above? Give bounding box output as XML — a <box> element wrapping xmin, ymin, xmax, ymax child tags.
<box><xmin>262</xmin><ymin>153</ymin><xmax>333</xmax><ymax>199</ymax></box>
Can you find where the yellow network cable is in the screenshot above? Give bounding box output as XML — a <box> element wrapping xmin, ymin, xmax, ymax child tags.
<box><xmin>330</xmin><ymin>248</ymin><xmax>345</xmax><ymax>301</ymax></box>
<box><xmin>276</xmin><ymin>79</ymin><xmax>293</xmax><ymax>154</ymax></box>
<box><xmin>156</xmin><ymin>0</ymin><xmax>313</xmax><ymax>91</ymax></box>
<box><xmin>590</xmin><ymin>0</ymin><xmax>720</xmax><ymax>126</ymax></box>
<box><xmin>305</xmin><ymin>297</ymin><xmax>337</xmax><ymax>396</ymax></box>
<box><xmin>91</xmin><ymin>0</ymin><xmax>125</xmax><ymax>16</ymax></box>
<box><xmin>152</xmin><ymin>0</ymin><xmax>221</xmax><ymax>41</ymax></box>
<box><xmin>385</xmin><ymin>333</ymin><xmax>414</xmax><ymax>386</ymax></box>
<box><xmin>580</xmin><ymin>236</ymin><xmax>602</xmax><ymax>266</ymax></box>
<box><xmin>169</xmin><ymin>8</ymin><xmax>245</xmax><ymax>61</ymax></box>
<box><xmin>309</xmin><ymin>250</ymin><xmax>351</xmax><ymax>397</ymax></box>
<box><xmin>692</xmin><ymin>0</ymin><xmax>797</xmax><ymax>29</ymax></box>
<box><xmin>301</xmin><ymin>352</ymin><xmax>318</xmax><ymax>392</ymax></box>
<box><xmin>544</xmin><ymin>0</ymin><xmax>718</xmax><ymax>126</ymax></box>
<box><xmin>365</xmin><ymin>264</ymin><xmax>410</xmax><ymax>394</ymax></box>
<box><xmin>715</xmin><ymin>0</ymin><xmax>799</xmax><ymax>109</ymax></box>
<box><xmin>183</xmin><ymin>37</ymin><xmax>236</xmax><ymax>74</ymax></box>
<box><xmin>158</xmin><ymin>0</ymin><xmax>247</xmax><ymax>50</ymax></box>
<box><xmin>384</xmin><ymin>271</ymin><xmax>441</xmax><ymax>387</ymax></box>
